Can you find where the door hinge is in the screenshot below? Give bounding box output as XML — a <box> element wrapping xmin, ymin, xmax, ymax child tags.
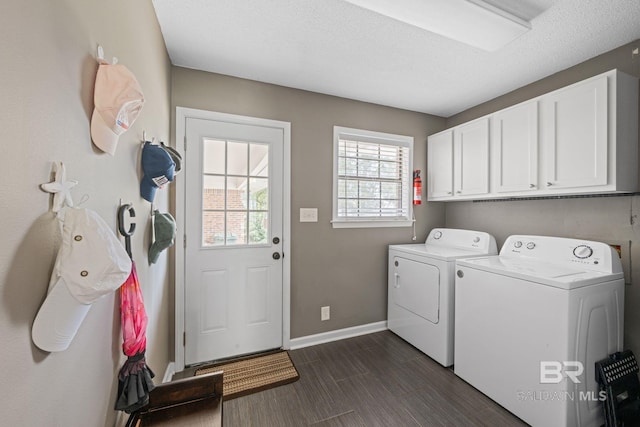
<box><xmin>184</xmin><ymin>135</ymin><xmax>187</xmax><ymax>151</ymax></box>
<box><xmin>183</xmin><ymin>234</ymin><xmax>187</xmax><ymax>248</ymax></box>
<box><xmin>183</xmin><ymin>331</ymin><xmax>186</xmax><ymax>347</ymax></box>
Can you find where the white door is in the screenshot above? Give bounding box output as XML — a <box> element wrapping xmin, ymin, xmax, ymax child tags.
<box><xmin>543</xmin><ymin>74</ymin><xmax>608</xmax><ymax>189</ymax></box>
<box><xmin>492</xmin><ymin>101</ymin><xmax>538</xmax><ymax>193</ymax></box>
<box><xmin>427</xmin><ymin>130</ymin><xmax>454</xmax><ymax>199</ymax></box>
<box><xmin>184</xmin><ymin>117</ymin><xmax>284</xmax><ymax>365</ymax></box>
<box><xmin>454</xmin><ymin>117</ymin><xmax>489</xmax><ymax>196</ymax></box>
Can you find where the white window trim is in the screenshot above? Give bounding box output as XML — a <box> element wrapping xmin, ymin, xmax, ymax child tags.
<box><xmin>332</xmin><ymin>126</ymin><xmax>414</xmax><ymax>229</ymax></box>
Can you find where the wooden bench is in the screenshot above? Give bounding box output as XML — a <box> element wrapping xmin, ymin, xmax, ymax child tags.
<box><xmin>126</xmin><ymin>371</ymin><xmax>223</xmax><ymax>426</ymax></box>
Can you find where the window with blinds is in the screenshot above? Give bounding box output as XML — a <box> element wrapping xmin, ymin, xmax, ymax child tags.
<box><xmin>332</xmin><ymin>126</ymin><xmax>413</xmax><ymax>228</ymax></box>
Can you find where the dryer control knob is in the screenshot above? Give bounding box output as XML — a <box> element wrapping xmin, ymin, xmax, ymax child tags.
<box><xmin>514</xmin><ymin>241</ymin><xmax>523</xmax><ymax>248</ymax></box>
<box><xmin>433</xmin><ymin>231</ymin><xmax>443</xmax><ymax>240</ymax></box>
<box><xmin>573</xmin><ymin>245</ymin><xmax>593</xmax><ymax>259</ymax></box>
<box><xmin>473</xmin><ymin>236</ymin><xmax>480</xmax><ymax>243</ymax></box>
<box><xmin>526</xmin><ymin>242</ymin><xmax>536</xmax><ymax>250</ymax></box>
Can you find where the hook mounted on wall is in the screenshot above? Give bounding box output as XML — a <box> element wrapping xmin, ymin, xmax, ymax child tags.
<box><xmin>117</xmin><ymin>201</ymin><xmax>136</xmax><ymax>258</ymax></box>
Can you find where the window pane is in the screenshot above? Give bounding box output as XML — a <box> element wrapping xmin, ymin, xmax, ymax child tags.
<box><xmin>250</xmin><ymin>178</ymin><xmax>268</xmax><ymax>210</ymax></box>
<box><xmin>358</xmin><ymin>159</ymin><xmax>379</xmax><ymax>178</ymax></box>
<box><xmin>338</xmin><ymin>180</ymin><xmax>346</xmax><ymax>198</ymax></box>
<box><xmin>202</xmin><ymin>211</ymin><xmax>225</xmax><ymax>246</ymax></box>
<box><xmin>338</xmin><ymin>156</ymin><xmax>346</xmax><ymax>176</ymax></box>
<box><xmin>249</xmin><ymin>212</ymin><xmax>269</xmax><ymax>244</ymax></box>
<box><xmin>356</xmin><ymin>142</ymin><xmax>379</xmax><ymax>160</ymax></box>
<box><xmin>227</xmin><ymin>141</ymin><xmax>248</xmax><ymax>175</ymax></box>
<box><xmin>381</xmin><ymin>181</ymin><xmax>400</xmax><ymax>199</ymax></box>
<box><xmin>379</xmin><ymin>145</ymin><xmax>399</xmax><ymax>161</ymax></box>
<box><xmin>359</xmin><ymin>180</ymin><xmax>380</xmax><ymax>199</ymax></box>
<box><xmin>380</xmin><ymin>161</ymin><xmax>399</xmax><ymax>179</ymax></box>
<box><xmin>346</xmin><ymin>199</ymin><xmax>358</xmax><ymax>215</ymax></box>
<box><xmin>203</xmin><ymin>175</ymin><xmax>225</xmax><ymax>210</ymax></box>
<box><xmin>345</xmin><ymin>158</ymin><xmax>357</xmax><ymax>176</ymax></box>
<box><xmin>226</xmin><ymin>176</ymin><xmax>247</xmax><ymax>210</ymax></box>
<box><xmin>226</xmin><ymin>211</ymin><xmax>247</xmax><ymax>245</ymax></box>
<box><xmin>360</xmin><ymin>199</ymin><xmax>381</xmax><ymax>215</ymax></box>
<box><xmin>250</xmin><ymin>144</ymin><xmax>269</xmax><ymax>177</ymax></box>
<box><xmin>381</xmin><ymin>199</ymin><xmax>399</xmax><ymax>216</ymax></box>
<box><xmin>203</xmin><ymin>139</ymin><xmax>225</xmax><ymax>174</ymax></box>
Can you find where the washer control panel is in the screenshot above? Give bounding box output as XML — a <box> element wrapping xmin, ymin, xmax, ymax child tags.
<box><xmin>502</xmin><ymin>235</ymin><xmax>621</xmax><ymax>273</ymax></box>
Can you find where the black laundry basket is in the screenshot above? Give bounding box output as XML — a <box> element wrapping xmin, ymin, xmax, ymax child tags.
<box><xmin>596</xmin><ymin>350</ymin><xmax>640</xmax><ymax>427</ymax></box>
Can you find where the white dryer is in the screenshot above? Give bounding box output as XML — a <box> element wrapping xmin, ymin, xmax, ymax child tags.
<box><xmin>388</xmin><ymin>228</ymin><xmax>497</xmax><ymax>367</ymax></box>
<box><xmin>454</xmin><ymin>235</ymin><xmax>625</xmax><ymax>427</ymax></box>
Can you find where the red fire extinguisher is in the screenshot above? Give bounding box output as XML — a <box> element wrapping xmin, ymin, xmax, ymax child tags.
<box><xmin>413</xmin><ymin>170</ymin><xmax>422</xmax><ymax>205</ymax></box>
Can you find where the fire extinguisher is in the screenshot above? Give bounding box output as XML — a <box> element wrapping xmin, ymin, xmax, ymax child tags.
<box><xmin>413</xmin><ymin>170</ymin><xmax>422</xmax><ymax>205</ymax></box>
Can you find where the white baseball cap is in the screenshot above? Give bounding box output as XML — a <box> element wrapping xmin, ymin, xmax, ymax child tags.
<box><xmin>32</xmin><ymin>208</ymin><xmax>132</xmax><ymax>352</ymax></box>
<box><xmin>90</xmin><ymin>61</ymin><xmax>145</xmax><ymax>155</ymax></box>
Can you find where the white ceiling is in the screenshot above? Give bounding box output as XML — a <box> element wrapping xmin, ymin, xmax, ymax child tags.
<box><xmin>151</xmin><ymin>0</ymin><xmax>640</xmax><ymax>117</ymax></box>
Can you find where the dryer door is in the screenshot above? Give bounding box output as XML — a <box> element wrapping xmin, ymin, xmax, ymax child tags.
<box><xmin>393</xmin><ymin>257</ymin><xmax>440</xmax><ymax>323</ymax></box>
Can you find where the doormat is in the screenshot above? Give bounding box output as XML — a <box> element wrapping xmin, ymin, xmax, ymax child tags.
<box><xmin>194</xmin><ymin>350</ymin><xmax>299</xmax><ymax>400</ymax></box>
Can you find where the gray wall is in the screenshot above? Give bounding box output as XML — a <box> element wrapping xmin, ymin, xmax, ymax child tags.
<box><xmin>444</xmin><ymin>40</ymin><xmax>640</xmax><ymax>356</ymax></box>
<box><xmin>0</xmin><ymin>1</ymin><xmax>171</xmax><ymax>426</ymax></box>
<box><xmin>171</xmin><ymin>68</ymin><xmax>447</xmax><ymax>338</ymax></box>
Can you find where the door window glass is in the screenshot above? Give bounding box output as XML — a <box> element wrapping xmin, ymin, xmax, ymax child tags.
<box><xmin>202</xmin><ymin>139</ymin><xmax>270</xmax><ymax>246</ymax></box>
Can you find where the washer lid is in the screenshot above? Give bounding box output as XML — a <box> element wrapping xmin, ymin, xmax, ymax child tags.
<box><xmin>456</xmin><ymin>256</ymin><xmax>623</xmax><ymax>289</ymax></box>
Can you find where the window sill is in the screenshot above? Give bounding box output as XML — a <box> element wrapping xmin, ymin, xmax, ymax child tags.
<box><xmin>331</xmin><ymin>219</ymin><xmax>413</xmax><ymax>229</ymax></box>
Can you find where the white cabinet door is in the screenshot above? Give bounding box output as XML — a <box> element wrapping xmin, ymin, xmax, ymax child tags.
<box><xmin>427</xmin><ymin>130</ymin><xmax>454</xmax><ymax>199</ymax></box>
<box><xmin>492</xmin><ymin>101</ymin><xmax>538</xmax><ymax>193</ymax></box>
<box><xmin>454</xmin><ymin>118</ymin><xmax>489</xmax><ymax>196</ymax></box>
<box><xmin>543</xmin><ymin>74</ymin><xmax>608</xmax><ymax>189</ymax></box>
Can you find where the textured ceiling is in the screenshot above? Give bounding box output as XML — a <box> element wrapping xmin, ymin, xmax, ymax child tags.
<box><xmin>151</xmin><ymin>0</ymin><xmax>640</xmax><ymax>117</ymax></box>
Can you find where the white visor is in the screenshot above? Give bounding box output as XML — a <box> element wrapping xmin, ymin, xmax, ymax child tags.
<box><xmin>32</xmin><ymin>277</ymin><xmax>92</xmax><ymax>352</ymax></box>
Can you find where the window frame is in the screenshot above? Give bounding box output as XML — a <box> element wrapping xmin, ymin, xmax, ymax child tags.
<box><xmin>332</xmin><ymin>126</ymin><xmax>414</xmax><ymax>229</ymax></box>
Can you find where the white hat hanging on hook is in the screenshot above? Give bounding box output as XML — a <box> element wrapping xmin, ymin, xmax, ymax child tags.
<box><xmin>90</xmin><ymin>45</ymin><xmax>145</xmax><ymax>155</ymax></box>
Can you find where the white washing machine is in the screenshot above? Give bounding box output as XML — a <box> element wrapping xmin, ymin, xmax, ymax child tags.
<box><xmin>454</xmin><ymin>235</ymin><xmax>625</xmax><ymax>427</ymax></box>
<box><xmin>388</xmin><ymin>228</ymin><xmax>497</xmax><ymax>367</ymax></box>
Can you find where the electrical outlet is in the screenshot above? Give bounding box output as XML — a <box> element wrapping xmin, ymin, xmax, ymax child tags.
<box><xmin>321</xmin><ymin>306</ymin><xmax>330</xmax><ymax>321</ymax></box>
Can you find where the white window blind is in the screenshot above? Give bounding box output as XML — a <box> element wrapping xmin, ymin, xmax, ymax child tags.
<box><xmin>333</xmin><ymin>127</ymin><xmax>413</xmax><ymax>228</ymax></box>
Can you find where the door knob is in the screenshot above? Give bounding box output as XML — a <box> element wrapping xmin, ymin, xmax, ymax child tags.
<box><xmin>272</xmin><ymin>252</ymin><xmax>281</xmax><ymax>260</ymax></box>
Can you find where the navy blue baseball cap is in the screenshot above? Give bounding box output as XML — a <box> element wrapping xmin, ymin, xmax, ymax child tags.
<box><xmin>140</xmin><ymin>141</ymin><xmax>175</xmax><ymax>203</ymax></box>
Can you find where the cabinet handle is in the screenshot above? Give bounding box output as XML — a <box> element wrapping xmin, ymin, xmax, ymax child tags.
<box><xmin>456</xmin><ymin>191</ymin><xmax>462</xmax><ymax>194</ymax></box>
<box><xmin>529</xmin><ymin>184</ymin><xmax>535</xmax><ymax>188</ymax></box>
<box><xmin>447</xmin><ymin>191</ymin><xmax>452</xmax><ymax>195</ymax></box>
<box><xmin>546</xmin><ymin>182</ymin><xmax>553</xmax><ymax>187</ymax></box>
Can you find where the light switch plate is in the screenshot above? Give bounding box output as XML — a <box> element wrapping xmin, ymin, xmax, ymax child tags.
<box><xmin>300</xmin><ymin>208</ymin><xmax>318</xmax><ymax>222</ymax></box>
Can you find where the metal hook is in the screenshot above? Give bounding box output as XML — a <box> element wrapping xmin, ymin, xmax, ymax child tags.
<box><xmin>117</xmin><ymin>203</ymin><xmax>136</xmax><ymax>258</ymax></box>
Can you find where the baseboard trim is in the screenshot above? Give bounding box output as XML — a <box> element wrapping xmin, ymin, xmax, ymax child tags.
<box><xmin>162</xmin><ymin>361</ymin><xmax>176</xmax><ymax>383</ymax></box>
<box><xmin>289</xmin><ymin>321</ymin><xmax>388</xmax><ymax>350</ymax></box>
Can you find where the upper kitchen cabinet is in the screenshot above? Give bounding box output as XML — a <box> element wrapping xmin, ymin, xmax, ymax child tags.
<box><xmin>427</xmin><ymin>118</ymin><xmax>489</xmax><ymax>201</ymax></box>
<box><xmin>540</xmin><ymin>70</ymin><xmax>638</xmax><ymax>195</ymax></box>
<box><xmin>454</xmin><ymin>118</ymin><xmax>489</xmax><ymax>197</ymax></box>
<box><xmin>491</xmin><ymin>101</ymin><xmax>539</xmax><ymax>195</ymax></box>
<box><xmin>427</xmin><ymin>69</ymin><xmax>638</xmax><ymax>201</ymax></box>
<box><xmin>427</xmin><ymin>129</ymin><xmax>454</xmax><ymax>199</ymax></box>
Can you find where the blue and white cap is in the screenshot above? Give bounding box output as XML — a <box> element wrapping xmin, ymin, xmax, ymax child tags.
<box><xmin>140</xmin><ymin>141</ymin><xmax>176</xmax><ymax>203</ymax></box>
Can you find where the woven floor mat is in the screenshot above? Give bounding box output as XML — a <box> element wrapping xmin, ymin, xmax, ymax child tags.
<box><xmin>195</xmin><ymin>351</ymin><xmax>299</xmax><ymax>400</ymax></box>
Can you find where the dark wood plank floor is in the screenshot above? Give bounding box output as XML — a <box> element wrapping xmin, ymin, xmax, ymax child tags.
<box><xmin>222</xmin><ymin>330</ymin><xmax>527</xmax><ymax>426</ymax></box>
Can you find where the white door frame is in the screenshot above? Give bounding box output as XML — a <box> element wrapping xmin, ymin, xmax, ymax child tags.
<box><xmin>174</xmin><ymin>107</ymin><xmax>291</xmax><ymax>371</ymax></box>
